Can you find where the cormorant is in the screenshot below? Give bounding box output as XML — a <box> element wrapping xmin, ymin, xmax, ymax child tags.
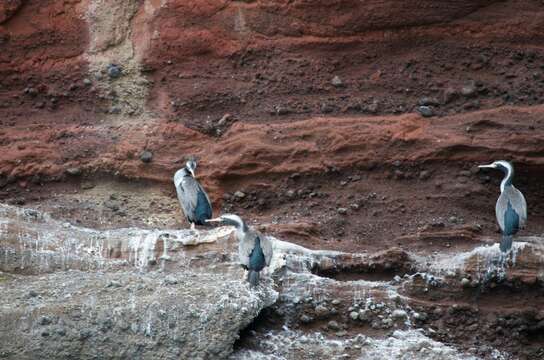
<box><xmin>173</xmin><ymin>159</ymin><xmax>213</xmax><ymax>236</ymax></box>
<box><xmin>479</xmin><ymin>160</ymin><xmax>527</xmax><ymax>252</ymax></box>
<box><xmin>207</xmin><ymin>214</ymin><xmax>273</xmax><ymax>287</ymax></box>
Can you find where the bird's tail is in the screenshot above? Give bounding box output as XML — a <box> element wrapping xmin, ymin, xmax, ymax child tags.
<box><xmin>248</xmin><ymin>270</ymin><xmax>259</xmax><ymax>287</ymax></box>
<box><xmin>500</xmin><ymin>234</ymin><xmax>513</xmax><ymax>253</ymax></box>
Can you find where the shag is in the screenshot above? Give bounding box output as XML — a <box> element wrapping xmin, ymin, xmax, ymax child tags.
<box><xmin>173</xmin><ymin>159</ymin><xmax>213</xmax><ymax>235</ymax></box>
<box><xmin>479</xmin><ymin>160</ymin><xmax>527</xmax><ymax>252</ymax></box>
<box><xmin>206</xmin><ymin>214</ymin><xmax>273</xmax><ymax>287</ymax></box>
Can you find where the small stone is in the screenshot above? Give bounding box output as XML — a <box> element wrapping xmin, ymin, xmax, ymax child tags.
<box><xmin>331</xmin><ymin>299</ymin><xmax>341</xmax><ymax>305</ymax></box>
<box><xmin>461</xmin><ymin>81</ymin><xmax>477</xmax><ymax>97</ymax></box>
<box><xmin>392</xmin><ymin>309</ymin><xmax>407</xmax><ymax>320</ymax></box>
<box><xmin>107</xmin><ymin>280</ymin><xmax>122</xmax><ymax>288</ymax></box>
<box><xmin>66</xmin><ymin>167</ymin><xmax>81</xmax><ymax>176</ymax></box>
<box><xmin>217</xmin><ymin>114</ymin><xmax>231</xmax><ymax>126</ymax></box>
<box><xmin>337</xmin><ymin>208</ymin><xmax>348</xmax><ymax>215</ymax></box>
<box><xmin>419</xmin><ymin>170</ymin><xmax>430</xmax><ymax>180</ymax></box>
<box><xmin>107</xmin><ymin>64</ymin><xmax>122</xmax><ymax>78</ymax></box>
<box><xmin>104</xmin><ymin>200</ymin><xmax>119</xmax><ymax>212</ymax></box>
<box><xmin>315</xmin><ymin>305</ymin><xmax>329</xmax><ymax>317</ymax></box>
<box><xmin>367</xmin><ymin>100</ymin><xmax>379</xmax><ymax>114</ymax></box>
<box><xmin>448</xmin><ymin>216</ymin><xmax>458</xmax><ymax>224</ymax></box>
<box><xmin>234</xmin><ymin>191</ymin><xmax>246</xmax><ymax>199</ymax></box>
<box><xmin>79</xmin><ymin>329</ymin><xmax>93</xmax><ymax>340</ymax></box>
<box><xmin>350</xmin><ymin>311</ymin><xmax>359</xmax><ymax>320</ymax></box>
<box><xmin>38</xmin><ymin>316</ymin><xmax>52</xmax><ymax>326</ymax></box>
<box><xmin>83</xmin><ymin>78</ymin><xmax>92</xmax><ymax>86</ymax></box>
<box><xmin>164</xmin><ymin>276</ymin><xmax>178</xmax><ymax>285</ymax></box>
<box><xmin>285</xmin><ymin>190</ymin><xmax>295</xmax><ymax>198</ymax></box>
<box><xmin>300</xmin><ymin>314</ymin><xmax>313</xmax><ymax>323</ymax></box>
<box><xmin>418</xmin><ymin>97</ymin><xmax>439</xmax><ymax>106</ymax></box>
<box><xmin>139</xmin><ymin>150</ymin><xmax>153</xmax><ymax>163</ymax></box>
<box><xmin>28</xmin><ymin>290</ymin><xmax>38</xmax><ymax>298</ymax></box>
<box><xmin>327</xmin><ymin>320</ymin><xmax>340</xmax><ymax>330</ymax></box>
<box><xmin>461</xmin><ymin>278</ymin><xmax>471</xmax><ymax>288</ymax></box>
<box><xmin>350</xmin><ymin>203</ymin><xmax>360</xmax><ymax>211</ymax></box>
<box><xmin>336</xmin><ymin>330</ymin><xmax>348</xmax><ymax>337</ymax></box>
<box><xmin>331</xmin><ymin>75</ymin><xmax>344</xmax><ymax>87</ymax></box>
<box><xmin>417</xmin><ymin>106</ymin><xmax>434</xmax><ymax>117</ymax></box>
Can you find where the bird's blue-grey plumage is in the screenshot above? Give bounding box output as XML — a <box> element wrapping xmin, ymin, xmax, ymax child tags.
<box><xmin>173</xmin><ymin>161</ymin><xmax>212</xmax><ymax>226</ymax></box>
<box><xmin>479</xmin><ymin>160</ymin><xmax>527</xmax><ymax>252</ymax></box>
<box><xmin>206</xmin><ymin>214</ymin><xmax>273</xmax><ymax>287</ymax></box>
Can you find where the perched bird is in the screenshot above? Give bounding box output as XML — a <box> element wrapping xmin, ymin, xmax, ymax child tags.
<box><xmin>207</xmin><ymin>214</ymin><xmax>273</xmax><ymax>287</ymax></box>
<box><xmin>173</xmin><ymin>159</ymin><xmax>213</xmax><ymax>236</ymax></box>
<box><xmin>479</xmin><ymin>160</ymin><xmax>527</xmax><ymax>252</ymax></box>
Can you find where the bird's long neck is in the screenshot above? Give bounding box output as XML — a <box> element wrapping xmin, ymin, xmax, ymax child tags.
<box><xmin>500</xmin><ymin>165</ymin><xmax>514</xmax><ymax>193</ymax></box>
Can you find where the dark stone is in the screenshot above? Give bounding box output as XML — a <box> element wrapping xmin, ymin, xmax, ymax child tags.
<box><xmin>107</xmin><ymin>64</ymin><xmax>122</xmax><ymax>79</ymax></box>
<box><xmin>418</xmin><ymin>97</ymin><xmax>439</xmax><ymax>106</ymax></box>
<box><xmin>417</xmin><ymin>106</ymin><xmax>434</xmax><ymax>117</ymax></box>
<box><xmin>66</xmin><ymin>168</ymin><xmax>82</xmax><ymax>176</ymax></box>
<box><xmin>139</xmin><ymin>150</ymin><xmax>153</xmax><ymax>163</ymax></box>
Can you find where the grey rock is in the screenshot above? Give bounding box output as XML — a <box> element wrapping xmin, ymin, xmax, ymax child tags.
<box><xmin>83</xmin><ymin>78</ymin><xmax>92</xmax><ymax>86</ymax></box>
<box><xmin>315</xmin><ymin>305</ymin><xmax>329</xmax><ymax>317</ymax></box>
<box><xmin>107</xmin><ymin>64</ymin><xmax>122</xmax><ymax>79</ymax></box>
<box><xmin>331</xmin><ymin>76</ymin><xmax>344</xmax><ymax>87</ymax></box>
<box><xmin>337</xmin><ymin>208</ymin><xmax>348</xmax><ymax>215</ymax></box>
<box><xmin>234</xmin><ymin>191</ymin><xmax>246</xmax><ymax>199</ymax></box>
<box><xmin>139</xmin><ymin>150</ymin><xmax>153</xmax><ymax>163</ymax></box>
<box><xmin>65</xmin><ymin>167</ymin><xmax>82</xmax><ymax>176</ymax></box>
<box><xmin>460</xmin><ymin>278</ymin><xmax>471</xmax><ymax>288</ymax></box>
<box><xmin>417</xmin><ymin>106</ymin><xmax>434</xmax><ymax>117</ymax></box>
<box><xmin>327</xmin><ymin>320</ymin><xmax>340</xmax><ymax>331</ymax></box>
<box><xmin>461</xmin><ymin>82</ymin><xmax>477</xmax><ymax>97</ymax></box>
<box><xmin>350</xmin><ymin>311</ymin><xmax>359</xmax><ymax>320</ymax></box>
<box><xmin>418</xmin><ymin>97</ymin><xmax>439</xmax><ymax>106</ymax></box>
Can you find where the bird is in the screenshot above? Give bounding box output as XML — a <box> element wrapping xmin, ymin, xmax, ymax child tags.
<box><xmin>206</xmin><ymin>214</ymin><xmax>273</xmax><ymax>287</ymax></box>
<box><xmin>478</xmin><ymin>160</ymin><xmax>527</xmax><ymax>252</ymax></box>
<box><xmin>173</xmin><ymin>159</ymin><xmax>213</xmax><ymax>237</ymax></box>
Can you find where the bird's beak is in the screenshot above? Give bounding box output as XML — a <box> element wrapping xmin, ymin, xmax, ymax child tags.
<box><xmin>205</xmin><ymin>217</ymin><xmax>223</xmax><ymax>223</ymax></box>
<box><xmin>189</xmin><ymin>169</ymin><xmax>196</xmax><ymax>178</ymax></box>
<box><xmin>478</xmin><ymin>164</ymin><xmax>496</xmax><ymax>169</ymax></box>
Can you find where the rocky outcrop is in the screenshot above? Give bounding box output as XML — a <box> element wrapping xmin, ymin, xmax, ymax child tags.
<box><xmin>0</xmin><ymin>204</ymin><xmax>278</xmax><ymax>359</ymax></box>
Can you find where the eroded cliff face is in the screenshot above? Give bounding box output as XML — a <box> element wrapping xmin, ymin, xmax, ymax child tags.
<box><xmin>1</xmin><ymin>1</ymin><xmax>544</xmax><ymax>359</ymax></box>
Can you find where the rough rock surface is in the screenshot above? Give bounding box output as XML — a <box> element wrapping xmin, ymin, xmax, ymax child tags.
<box><xmin>0</xmin><ymin>204</ymin><xmax>278</xmax><ymax>359</ymax></box>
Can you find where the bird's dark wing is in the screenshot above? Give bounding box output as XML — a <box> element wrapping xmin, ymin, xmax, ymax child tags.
<box><xmin>496</xmin><ymin>186</ymin><xmax>527</xmax><ymax>232</ymax></box>
<box><xmin>193</xmin><ymin>183</ymin><xmax>213</xmax><ymax>224</ymax></box>
<box><xmin>248</xmin><ymin>237</ymin><xmax>266</xmax><ymax>272</ymax></box>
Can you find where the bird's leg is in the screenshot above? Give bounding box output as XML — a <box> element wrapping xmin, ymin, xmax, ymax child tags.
<box><xmin>190</xmin><ymin>222</ymin><xmax>201</xmax><ymax>241</ymax></box>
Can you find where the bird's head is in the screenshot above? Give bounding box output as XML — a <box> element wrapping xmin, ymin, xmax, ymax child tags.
<box><xmin>206</xmin><ymin>214</ymin><xmax>247</xmax><ymax>231</ymax></box>
<box><xmin>478</xmin><ymin>160</ymin><xmax>513</xmax><ymax>175</ymax></box>
<box><xmin>185</xmin><ymin>159</ymin><xmax>198</xmax><ymax>178</ymax></box>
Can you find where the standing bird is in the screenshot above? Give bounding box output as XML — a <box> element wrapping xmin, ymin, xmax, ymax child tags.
<box><xmin>479</xmin><ymin>160</ymin><xmax>527</xmax><ymax>252</ymax></box>
<box><xmin>206</xmin><ymin>214</ymin><xmax>273</xmax><ymax>287</ymax></box>
<box><xmin>173</xmin><ymin>159</ymin><xmax>213</xmax><ymax>237</ymax></box>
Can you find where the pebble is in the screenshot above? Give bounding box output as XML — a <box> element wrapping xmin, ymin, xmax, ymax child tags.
<box><xmin>443</xmin><ymin>87</ymin><xmax>458</xmax><ymax>103</ymax></box>
<box><xmin>66</xmin><ymin>167</ymin><xmax>82</xmax><ymax>176</ymax></box>
<box><xmin>300</xmin><ymin>314</ymin><xmax>313</xmax><ymax>323</ymax></box>
<box><xmin>234</xmin><ymin>191</ymin><xmax>246</xmax><ymax>199</ymax></box>
<box><xmin>27</xmin><ymin>290</ymin><xmax>38</xmax><ymax>298</ymax></box>
<box><xmin>162</xmin><ymin>276</ymin><xmax>178</xmax><ymax>285</ymax></box>
<box><xmin>419</xmin><ymin>170</ymin><xmax>431</xmax><ymax>180</ymax></box>
<box><xmin>83</xmin><ymin>78</ymin><xmax>92</xmax><ymax>86</ymax></box>
<box><xmin>139</xmin><ymin>150</ymin><xmax>153</xmax><ymax>163</ymax></box>
<box><xmin>315</xmin><ymin>305</ymin><xmax>329</xmax><ymax>317</ymax></box>
<box><xmin>460</xmin><ymin>278</ymin><xmax>471</xmax><ymax>288</ymax></box>
<box><xmin>337</xmin><ymin>208</ymin><xmax>348</xmax><ymax>215</ymax></box>
<box><xmin>349</xmin><ymin>203</ymin><xmax>360</xmax><ymax>211</ymax></box>
<box><xmin>331</xmin><ymin>299</ymin><xmax>341</xmax><ymax>305</ymax></box>
<box><xmin>38</xmin><ymin>316</ymin><xmax>52</xmax><ymax>326</ymax></box>
<box><xmin>327</xmin><ymin>320</ymin><xmax>341</xmax><ymax>330</ymax></box>
<box><xmin>107</xmin><ymin>64</ymin><xmax>122</xmax><ymax>78</ymax></box>
<box><xmin>350</xmin><ymin>311</ymin><xmax>359</xmax><ymax>320</ymax></box>
<box><xmin>461</xmin><ymin>82</ymin><xmax>477</xmax><ymax>97</ymax></box>
<box><xmin>331</xmin><ymin>76</ymin><xmax>344</xmax><ymax>87</ymax></box>
<box><xmin>448</xmin><ymin>216</ymin><xmax>458</xmax><ymax>224</ymax></box>
<box><xmin>417</xmin><ymin>106</ymin><xmax>434</xmax><ymax>117</ymax></box>
<box><xmin>418</xmin><ymin>97</ymin><xmax>439</xmax><ymax>106</ymax></box>
<box><xmin>392</xmin><ymin>309</ymin><xmax>408</xmax><ymax>320</ymax></box>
